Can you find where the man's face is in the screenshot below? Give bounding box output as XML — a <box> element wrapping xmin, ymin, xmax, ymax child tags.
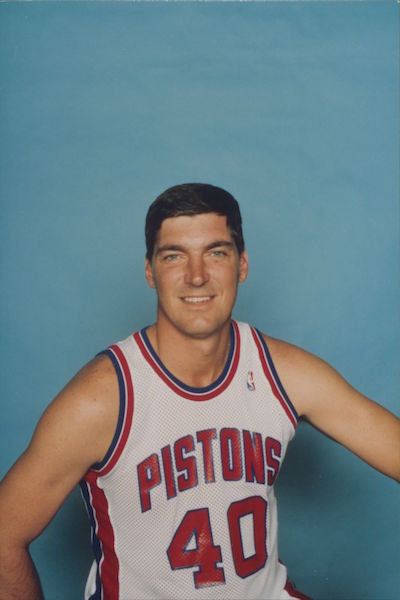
<box><xmin>145</xmin><ymin>213</ymin><xmax>248</xmax><ymax>340</ymax></box>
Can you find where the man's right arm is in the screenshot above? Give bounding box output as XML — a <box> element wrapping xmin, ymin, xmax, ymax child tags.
<box><xmin>0</xmin><ymin>354</ymin><xmax>119</xmax><ymax>600</ymax></box>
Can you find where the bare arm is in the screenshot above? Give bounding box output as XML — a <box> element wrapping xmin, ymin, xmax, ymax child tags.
<box><xmin>266</xmin><ymin>336</ymin><xmax>400</xmax><ymax>482</ymax></box>
<box><xmin>0</xmin><ymin>355</ymin><xmax>119</xmax><ymax>600</ymax></box>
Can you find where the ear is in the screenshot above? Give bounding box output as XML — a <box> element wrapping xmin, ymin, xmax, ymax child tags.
<box><xmin>238</xmin><ymin>250</ymin><xmax>249</xmax><ymax>283</ymax></box>
<box><xmin>145</xmin><ymin>258</ymin><xmax>155</xmax><ymax>289</ymax></box>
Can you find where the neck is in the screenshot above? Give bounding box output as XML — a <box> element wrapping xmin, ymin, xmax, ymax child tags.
<box><xmin>146</xmin><ymin>320</ymin><xmax>232</xmax><ymax>388</ymax></box>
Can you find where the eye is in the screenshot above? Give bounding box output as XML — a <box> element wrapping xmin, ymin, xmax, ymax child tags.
<box><xmin>210</xmin><ymin>249</ymin><xmax>227</xmax><ymax>257</ymax></box>
<box><xmin>163</xmin><ymin>253</ymin><xmax>180</xmax><ymax>262</ymax></box>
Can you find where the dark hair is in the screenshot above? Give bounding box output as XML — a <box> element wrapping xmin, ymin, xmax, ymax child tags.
<box><xmin>145</xmin><ymin>183</ymin><xmax>244</xmax><ymax>260</ymax></box>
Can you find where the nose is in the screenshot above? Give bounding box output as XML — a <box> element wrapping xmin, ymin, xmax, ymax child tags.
<box><xmin>184</xmin><ymin>255</ymin><xmax>209</xmax><ymax>287</ymax></box>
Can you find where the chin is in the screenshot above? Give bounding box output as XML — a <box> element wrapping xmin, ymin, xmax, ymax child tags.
<box><xmin>176</xmin><ymin>317</ymin><xmax>230</xmax><ymax>340</ymax></box>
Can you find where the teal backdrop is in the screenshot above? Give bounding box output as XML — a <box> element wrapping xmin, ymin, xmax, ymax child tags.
<box><xmin>0</xmin><ymin>2</ymin><xmax>398</xmax><ymax>599</ymax></box>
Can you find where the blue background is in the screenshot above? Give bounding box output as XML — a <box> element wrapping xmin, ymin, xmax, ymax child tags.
<box><xmin>0</xmin><ymin>2</ymin><xmax>398</xmax><ymax>598</ymax></box>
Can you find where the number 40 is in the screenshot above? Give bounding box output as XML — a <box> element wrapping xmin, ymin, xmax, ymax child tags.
<box><xmin>167</xmin><ymin>495</ymin><xmax>268</xmax><ymax>589</ymax></box>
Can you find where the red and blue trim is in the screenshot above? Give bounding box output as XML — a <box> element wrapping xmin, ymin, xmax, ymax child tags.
<box><xmin>80</xmin><ymin>343</ymin><xmax>135</xmax><ymax>599</ymax></box>
<box><xmin>91</xmin><ymin>345</ymin><xmax>134</xmax><ymax>475</ymax></box>
<box><xmin>134</xmin><ymin>321</ymin><xmax>241</xmax><ymax>401</ymax></box>
<box><xmin>284</xmin><ymin>578</ymin><xmax>312</xmax><ymax>599</ymax></box>
<box><xmin>250</xmin><ymin>328</ymin><xmax>298</xmax><ymax>431</ymax></box>
<box><xmin>80</xmin><ymin>477</ymin><xmax>119</xmax><ymax>600</ymax></box>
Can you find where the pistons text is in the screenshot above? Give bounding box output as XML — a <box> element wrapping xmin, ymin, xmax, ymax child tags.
<box><xmin>137</xmin><ymin>427</ymin><xmax>282</xmax><ymax>512</ymax></box>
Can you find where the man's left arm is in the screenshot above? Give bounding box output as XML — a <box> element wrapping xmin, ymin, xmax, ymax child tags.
<box><xmin>266</xmin><ymin>336</ymin><xmax>400</xmax><ymax>482</ymax></box>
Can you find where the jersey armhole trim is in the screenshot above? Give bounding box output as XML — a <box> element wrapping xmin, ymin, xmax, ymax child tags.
<box><xmin>284</xmin><ymin>578</ymin><xmax>312</xmax><ymax>600</ymax></box>
<box><xmin>89</xmin><ymin>345</ymin><xmax>134</xmax><ymax>476</ymax></box>
<box><xmin>251</xmin><ymin>327</ymin><xmax>298</xmax><ymax>431</ymax></box>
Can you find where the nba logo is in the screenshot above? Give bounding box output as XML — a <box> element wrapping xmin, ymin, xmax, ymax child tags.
<box><xmin>247</xmin><ymin>371</ymin><xmax>256</xmax><ymax>391</ymax></box>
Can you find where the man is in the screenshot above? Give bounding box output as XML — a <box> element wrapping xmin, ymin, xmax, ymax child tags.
<box><xmin>0</xmin><ymin>183</ymin><xmax>399</xmax><ymax>600</ymax></box>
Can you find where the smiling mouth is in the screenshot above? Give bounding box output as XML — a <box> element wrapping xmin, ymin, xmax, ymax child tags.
<box><xmin>182</xmin><ymin>296</ymin><xmax>213</xmax><ymax>304</ymax></box>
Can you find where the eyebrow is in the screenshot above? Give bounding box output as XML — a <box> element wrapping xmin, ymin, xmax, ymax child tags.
<box><xmin>156</xmin><ymin>241</ymin><xmax>235</xmax><ymax>255</ymax></box>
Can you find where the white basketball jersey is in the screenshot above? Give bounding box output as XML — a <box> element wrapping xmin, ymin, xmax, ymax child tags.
<box><xmin>80</xmin><ymin>321</ymin><xmax>300</xmax><ymax>600</ymax></box>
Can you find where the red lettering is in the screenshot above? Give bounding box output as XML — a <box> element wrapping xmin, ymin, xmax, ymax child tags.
<box><xmin>167</xmin><ymin>508</ymin><xmax>225</xmax><ymax>588</ymax></box>
<box><xmin>174</xmin><ymin>435</ymin><xmax>198</xmax><ymax>492</ymax></box>
<box><xmin>265</xmin><ymin>437</ymin><xmax>281</xmax><ymax>485</ymax></box>
<box><xmin>196</xmin><ymin>429</ymin><xmax>217</xmax><ymax>483</ymax></box>
<box><xmin>227</xmin><ymin>496</ymin><xmax>268</xmax><ymax>578</ymax></box>
<box><xmin>220</xmin><ymin>428</ymin><xmax>242</xmax><ymax>481</ymax></box>
<box><xmin>161</xmin><ymin>445</ymin><xmax>176</xmax><ymax>500</ymax></box>
<box><xmin>137</xmin><ymin>453</ymin><xmax>161</xmax><ymax>512</ymax></box>
<box><xmin>243</xmin><ymin>430</ymin><xmax>265</xmax><ymax>484</ymax></box>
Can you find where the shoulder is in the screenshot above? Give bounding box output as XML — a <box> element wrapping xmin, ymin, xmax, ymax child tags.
<box><xmin>264</xmin><ymin>334</ymin><xmax>324</xmax><ymax>372</ymax></box>
<box><xmin>61</xmin><ymin>352</ymin><xmax>119</xmax><ymax>401</ymax></box>
<box><xmin>262</xmin><ymin>334</ymin><xmax>347</xmax><ymax>418</ymax></box>
<box><xmin>33</xmin><ymin>353</ymin><xmax>120</xmax><ymax>470</ymax></box>
<box><xmin>52</xmin><ymin>353</ymin><xmax>119</xmax><ymax>420</ymax></box>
